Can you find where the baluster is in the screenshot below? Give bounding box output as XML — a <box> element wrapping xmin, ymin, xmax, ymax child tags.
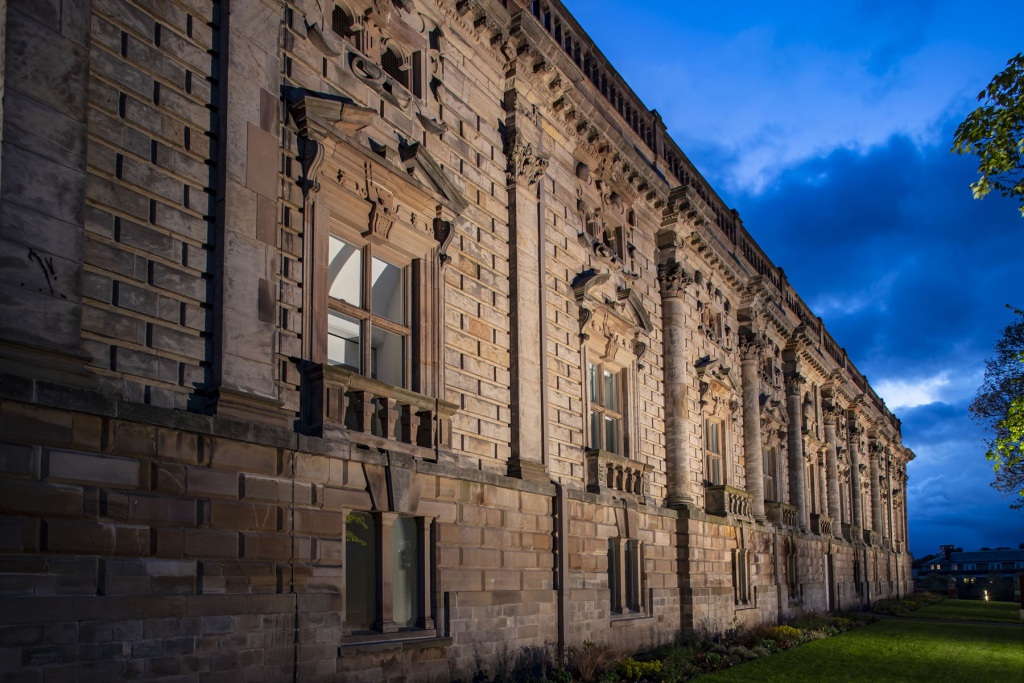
<box><xmin>401</xmin><ymin>404</ymin><xmax>421</xmax><ymax>445</ymax></box>
<box><xmin>352</xmin><ymin>390</ymin><xmax>374</xmax><ymax>434</ymax></box>
<box><xmin>378</xmin><ymin>397</ymin><xmax>397</xmax><ymax>440</ymax></box>
<box><xmin>416</xmin><ymin>409</ymin><xmax>435</xmax><ymax>448</ymax></box>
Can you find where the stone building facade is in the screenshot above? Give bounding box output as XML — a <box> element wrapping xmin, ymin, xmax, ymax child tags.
<box><xmin>0</xmin><ymin>0</ymin><xmax>914</xmax><ymax>680</ymax></box>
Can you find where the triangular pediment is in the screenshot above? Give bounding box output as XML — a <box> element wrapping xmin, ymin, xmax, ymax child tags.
<box><xmin>399</xmin><ymin>141</ymin><xmax>469</xmax><ymax>214</ymax></box>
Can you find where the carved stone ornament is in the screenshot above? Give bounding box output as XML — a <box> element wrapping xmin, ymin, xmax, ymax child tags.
<box><xmin>633</xmin><ymin>338</ymin><xmax>647</xmax><ymax>370</ymax></box>
<box><xmin>297</xmin><ymin>136</ymin><xmax>326</xmax><ymax>200</ymax></box>
<box><xmin>739</xmin><ymin>334</ymin><xmax>765</xmax><ymax>362</ymax></box>
<box><xmin>433</xmin><ymin>217</ymin><xmax>456</xmax><ymax>267</ymax></box>
<box><xmin>784</xmin><ymin>372</ymin><xmax>805</xmax><ymax>395</ymax></box>
<box><xmin>364</xmin><ymin>163</ymin><xmax>395</xmax><ymax>241</ymax></box>
<box><xmin>657</xmin><ymin>259</ymin><xmax>693</xmax><ymax>299</ymax></box>
<box><xmin>506</xmin><ymin>130</ymin><xmax>549</xmax><ymax>186</ymax></box>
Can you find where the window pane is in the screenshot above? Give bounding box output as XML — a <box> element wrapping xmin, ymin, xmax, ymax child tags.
<box><xmin>603</xmin><ymin>369</ymin><xmax>618</xmax><ymax>411</ymax></box>
<box><xmin>608</xmin><ymin>539</ymin><xmax>619</xmax><ymax>612</ymax></box>
<box><xmin>604</xmin><ymin>416</ymin><xmax>619</xmax><ymax>455</ymax></box>
<box><xmin>328</xmin><ymin>311</ymin><xmax>361</xmax><ymax>372</ymax></box>
<box><xmin>706</xmin><ymin>421</ymin><xmax>720</xmax><ymax>454</ymax></box>
<box><xmin>345</xmin><ymin>512</ymin><xmax>376</xmax><ymax>631</ymax></box>
<box><xmin>328</xmin><ymin>236</ymin><xmax>362</xmax><ymax>306</ymax></box>
<box><xmin>371</xmin><ymin>256</ymin><xmax>404</xmax><ymax>324</ymax></box>
<box><xmin>370</xmin><ymin>327</ymin><xmax>404</xmax><ymax>387</ymax></box>
<box><xmin>625</xmin><ymin>541</ymin><xmax>639</xmax><ymax>611</ymax></box>
<box><xmin>589</xmin><ymin>363</ymin><xmax>599</xmax><ymax>404</ymax></box>
<box><xmin>590</xmin><ymin>410</ymin><xmax>601</xmax><ymax>450</ymax></box>
<box><xmin>392</xmin><ymin>517</ymin><xmax>421</xmax><ymax>628</ymax></box>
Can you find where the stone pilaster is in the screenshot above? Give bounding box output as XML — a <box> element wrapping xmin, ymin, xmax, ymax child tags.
<box><xmin>823</xmin><ymin>409</ymin><xmax>841</xmax><ymax>534</ymax></box>
<box><xmin>869</xmin><ymin>441</ymin><xmax>884</xmax><ymax>537</ymax></box>
<box><xmin>739</xmin><ymin>336</ymin><xmax>765</xmax><ymax>521</ymax></box>
<box><xmin>202</xmin><ymin>0</ymin><xmax>288</xmax><ymax>425</ymax></box>
<box><xmin>0</xmin><ymin>0</ymin><xmax>95</xmax><ymax>387</ymax></box>
<box><xmin>503</xmin><ymin>87</ymin><xmax>549</xmax><ymax>482</ymax></box>
<box><xmin>658</xmin><ymin>259</ymin><xmax>694</xmax><ymax>507</ymax></box>
<box><xmin>785</xmin><ymin>372</ymin><xmax>809</xmax><ymax>531</ymax></box>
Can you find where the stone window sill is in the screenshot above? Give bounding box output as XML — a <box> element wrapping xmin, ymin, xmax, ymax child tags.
<box><xmin>339</xmin><ymin>632</ymin><xmax>451</xmax><ymax>657</ymax></box>
<box><xmin>610</xmin><ymin>612</ymin><xmax>652</xmax><ymax>626</ymax></box>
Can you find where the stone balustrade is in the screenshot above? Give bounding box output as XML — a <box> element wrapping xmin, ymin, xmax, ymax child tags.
<box><xmin>302</xmin><ymin>363</ymin><xmax>458</xmax><ymax>455</ymax></box>
<box><xmin>586</xmin><ymin>449</ymin><xmax>651</xmax><ymax>499</ymax></box>
<box><xmin>765</xmin><ymin>501</ymin><xmax>798</xmax><ymax>528</ymax></box>
<box><xmin>810</xmin><ymin>513</ymin><xmax>832</xmax><ymax>536</ymax></box>
<box><xmin>705</xmin><ymin>485</ymin><xmax>753</xmax><ymax>519</ymax></box>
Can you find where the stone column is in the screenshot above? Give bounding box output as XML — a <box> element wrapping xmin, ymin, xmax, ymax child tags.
<box><xmin>817</xmin><ymin>452</ymin><xmax>828</xmax><ymax>517</ymax></box>
<box><xmin>785</xmin><ymin>373</ymin><xmax>809</xmax><ymax>531</ymax></box>
<box><xmin>848</xmin><ymin>420</ymin><xmax>864</xmax><ymax>529</ymax></box>
<box><xmin>884</xmin><ymin>448</ymin><xmax>894</xmax><ymax>545</ymax></box>
<box><xmin>739</xmin><ymin>336</ymin><xmax>766</xmax><ymax>521</ymax></box>
<box><xmin>658</xmin><ymin>259</ymin><xmax>694</xmax><ymax>507</ymax></box>
<box><xmin>823</xmin><ymin>410</ymin><xmax>842</xmax><ymax>532</ymax></box>
<box><xmin>503</xmin><ymin>87</ymin><xmax>549</xmax><ymax>482</ymax></box>
<box><xmin>869</xmin><ymin>441</ymin><xmax>883</xmax><ymax>538</ymax></box>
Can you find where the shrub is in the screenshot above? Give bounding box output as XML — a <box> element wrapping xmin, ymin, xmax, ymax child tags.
<box><xmin>615</xmin><ymin>656</ymin><xmax>663</xmax><ymax>681</ymax></box>
<box><xmin>764</xmin><ymin>625</ymin><xmax>803</xmax><ymax>649</ymax></box>
<box><xmin>566</xmin><ymin>641</ymin><xmax>618</xmax><ymax>683</ymax></box>
<box><xmin>750</xmin><ymin>645</ymin><xmax>771</xmax><ymax>658</ymax></box>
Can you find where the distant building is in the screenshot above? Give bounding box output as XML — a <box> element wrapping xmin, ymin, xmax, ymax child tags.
<box><xmin>914</xmin><ymin>544</ymin><xmax>1024</xmax><ymax>601</ymax></box>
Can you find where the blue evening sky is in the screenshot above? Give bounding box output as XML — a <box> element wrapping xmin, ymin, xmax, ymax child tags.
<box><xmin>560</xmin><ymin>0</ymin><xmax>1023</xmax><ymax>556</ymax></box>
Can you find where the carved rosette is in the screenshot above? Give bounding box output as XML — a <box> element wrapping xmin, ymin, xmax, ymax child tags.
<box><xmin>656</xmin><ymin>260</ymin><xmax>693</xmax><ymax>299</ymax></box>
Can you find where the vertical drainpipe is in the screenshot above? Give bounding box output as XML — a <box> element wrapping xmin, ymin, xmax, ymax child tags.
<box><xmin>554</xmin><ymin>484</ymin><xmax>568</xmax><ymax>660</ymax></box>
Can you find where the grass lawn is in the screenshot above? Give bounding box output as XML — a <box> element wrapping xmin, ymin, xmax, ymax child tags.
<box><xmin>697</xmin><ymin>619</ymin><xmax>1024</xmax><ymax>682</ymax></box>
<box><xmin>912</xmin><ymin>599</ymin><xmax>1020</xmax><ymax>623</ymax></box>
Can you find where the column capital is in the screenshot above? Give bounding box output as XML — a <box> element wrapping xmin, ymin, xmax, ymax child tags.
<box><xmin>739</xmin><ymin>335</ymin><xmax>765</xmax><ymax>362</ymax></box>
<box><xmin>657</xmin><ymin>259</ymin><xmax>693</xmax><ymax>299</ymax></box>
<box><xmin>784</xmin><ymin>372</ymin><xmax>805</xmax><ymax>395</ymax></box>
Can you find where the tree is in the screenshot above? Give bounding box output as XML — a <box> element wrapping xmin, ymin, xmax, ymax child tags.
<box><xmin>969</xmin><ymin>306</ymin><xmax>1024</xmax><ymax>508</ymax></box>
<box><xmin>952</xmin><ymin>53</ymin><xmax>1024</xmax><ymax>217</ymax></box>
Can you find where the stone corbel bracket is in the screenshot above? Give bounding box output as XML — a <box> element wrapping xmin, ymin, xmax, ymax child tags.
<box><xmin>284</xmin><ymin>87</ymin><xmax>377</xmax><ymax>142</ymax></box>
<box><xmin>571</xmin><ymin>268</ymin><xmax>610</xmax><ymax>341</ymax></box>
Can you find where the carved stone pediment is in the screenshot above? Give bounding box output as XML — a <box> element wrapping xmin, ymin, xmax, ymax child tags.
<box><xmin>399</xmin><ymin>141</ymin><xmax>469</xmax><ymax>215</ymax></box>
<box><xmin>572</xmin><ymin>268</ymin><xmax>651</xmax><ymax>365</ymax></box>
<box><xmin>696</xmin><ymin>356</ymin><xmax>739</xmax><ymax>409</ymax></box>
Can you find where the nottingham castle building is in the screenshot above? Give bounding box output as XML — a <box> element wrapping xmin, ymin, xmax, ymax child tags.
<box><xmin>0</xmin><ymin>0</ymin><xmax>913</xmax><ymax>680</ymax></box>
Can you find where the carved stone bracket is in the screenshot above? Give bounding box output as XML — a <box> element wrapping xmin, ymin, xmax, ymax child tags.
<box><xmin>297</xmin><ymin>136</ymin><xmax>326</xmax><ymax>201</ymax></box>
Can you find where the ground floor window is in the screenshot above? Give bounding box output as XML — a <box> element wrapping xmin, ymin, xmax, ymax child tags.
<box><xmin>345</xmin><ymin>512</ymin><xmax>431</xmax><ymax>636</ymax></box>
<box><xmin>608</xmin><ymin>538</ymin><xmax>644</xmax><ymax>615</ymax></box>
<box><xmin>733</xmin><ymin>548</ymin><xmax>753</xmax><ymax>606</ymax></box>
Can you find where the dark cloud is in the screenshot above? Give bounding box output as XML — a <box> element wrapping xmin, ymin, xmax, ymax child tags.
<box><xmin>705</xmin><ymin>125</ymin><xmax>1024</xmax><ymax>555</ymax></box>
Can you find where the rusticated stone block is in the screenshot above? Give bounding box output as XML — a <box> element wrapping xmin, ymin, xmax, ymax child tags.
<box><xmin>45</xmin><ymin>519</ymin><xmax>116</xmax><ymax>555</ymax></box>
<box><xmin>0</xmin><ymin>480</ymin><xmax>83</xmax><ymax>517</ymax></box>
<box><xmin>185</xmin><ymin>466</ymin><xmax>239</xmax><ymax>498</ymax></box>
<box><xmin>45</xmin><ymin>449</ymin><xmax>140</xmax><ymax>488</ymax></box>
<box><xmin>181</xmin><ymin>529</ymin><xmax>240</xmax><ymax>559</ymax></box>
<box><xmin>156</xmin><ymin>429</ymin><xmax>199</xmax><ymax>463</ymax></box>
<box><xmin>204</xmin><ymin>438</ymin><xmax>278</xmax><ymax>475</ymax></box>
<box><xmin>209</xmin><ymin>500</ymin><xmax>280</xmax><ymax>531</ymax></box>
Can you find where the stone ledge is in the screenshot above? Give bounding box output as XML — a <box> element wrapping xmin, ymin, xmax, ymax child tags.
<box><xmin>339</xmin><ymin>635</ymin><xmax>452</xmax><ymax>657</ymax></box>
